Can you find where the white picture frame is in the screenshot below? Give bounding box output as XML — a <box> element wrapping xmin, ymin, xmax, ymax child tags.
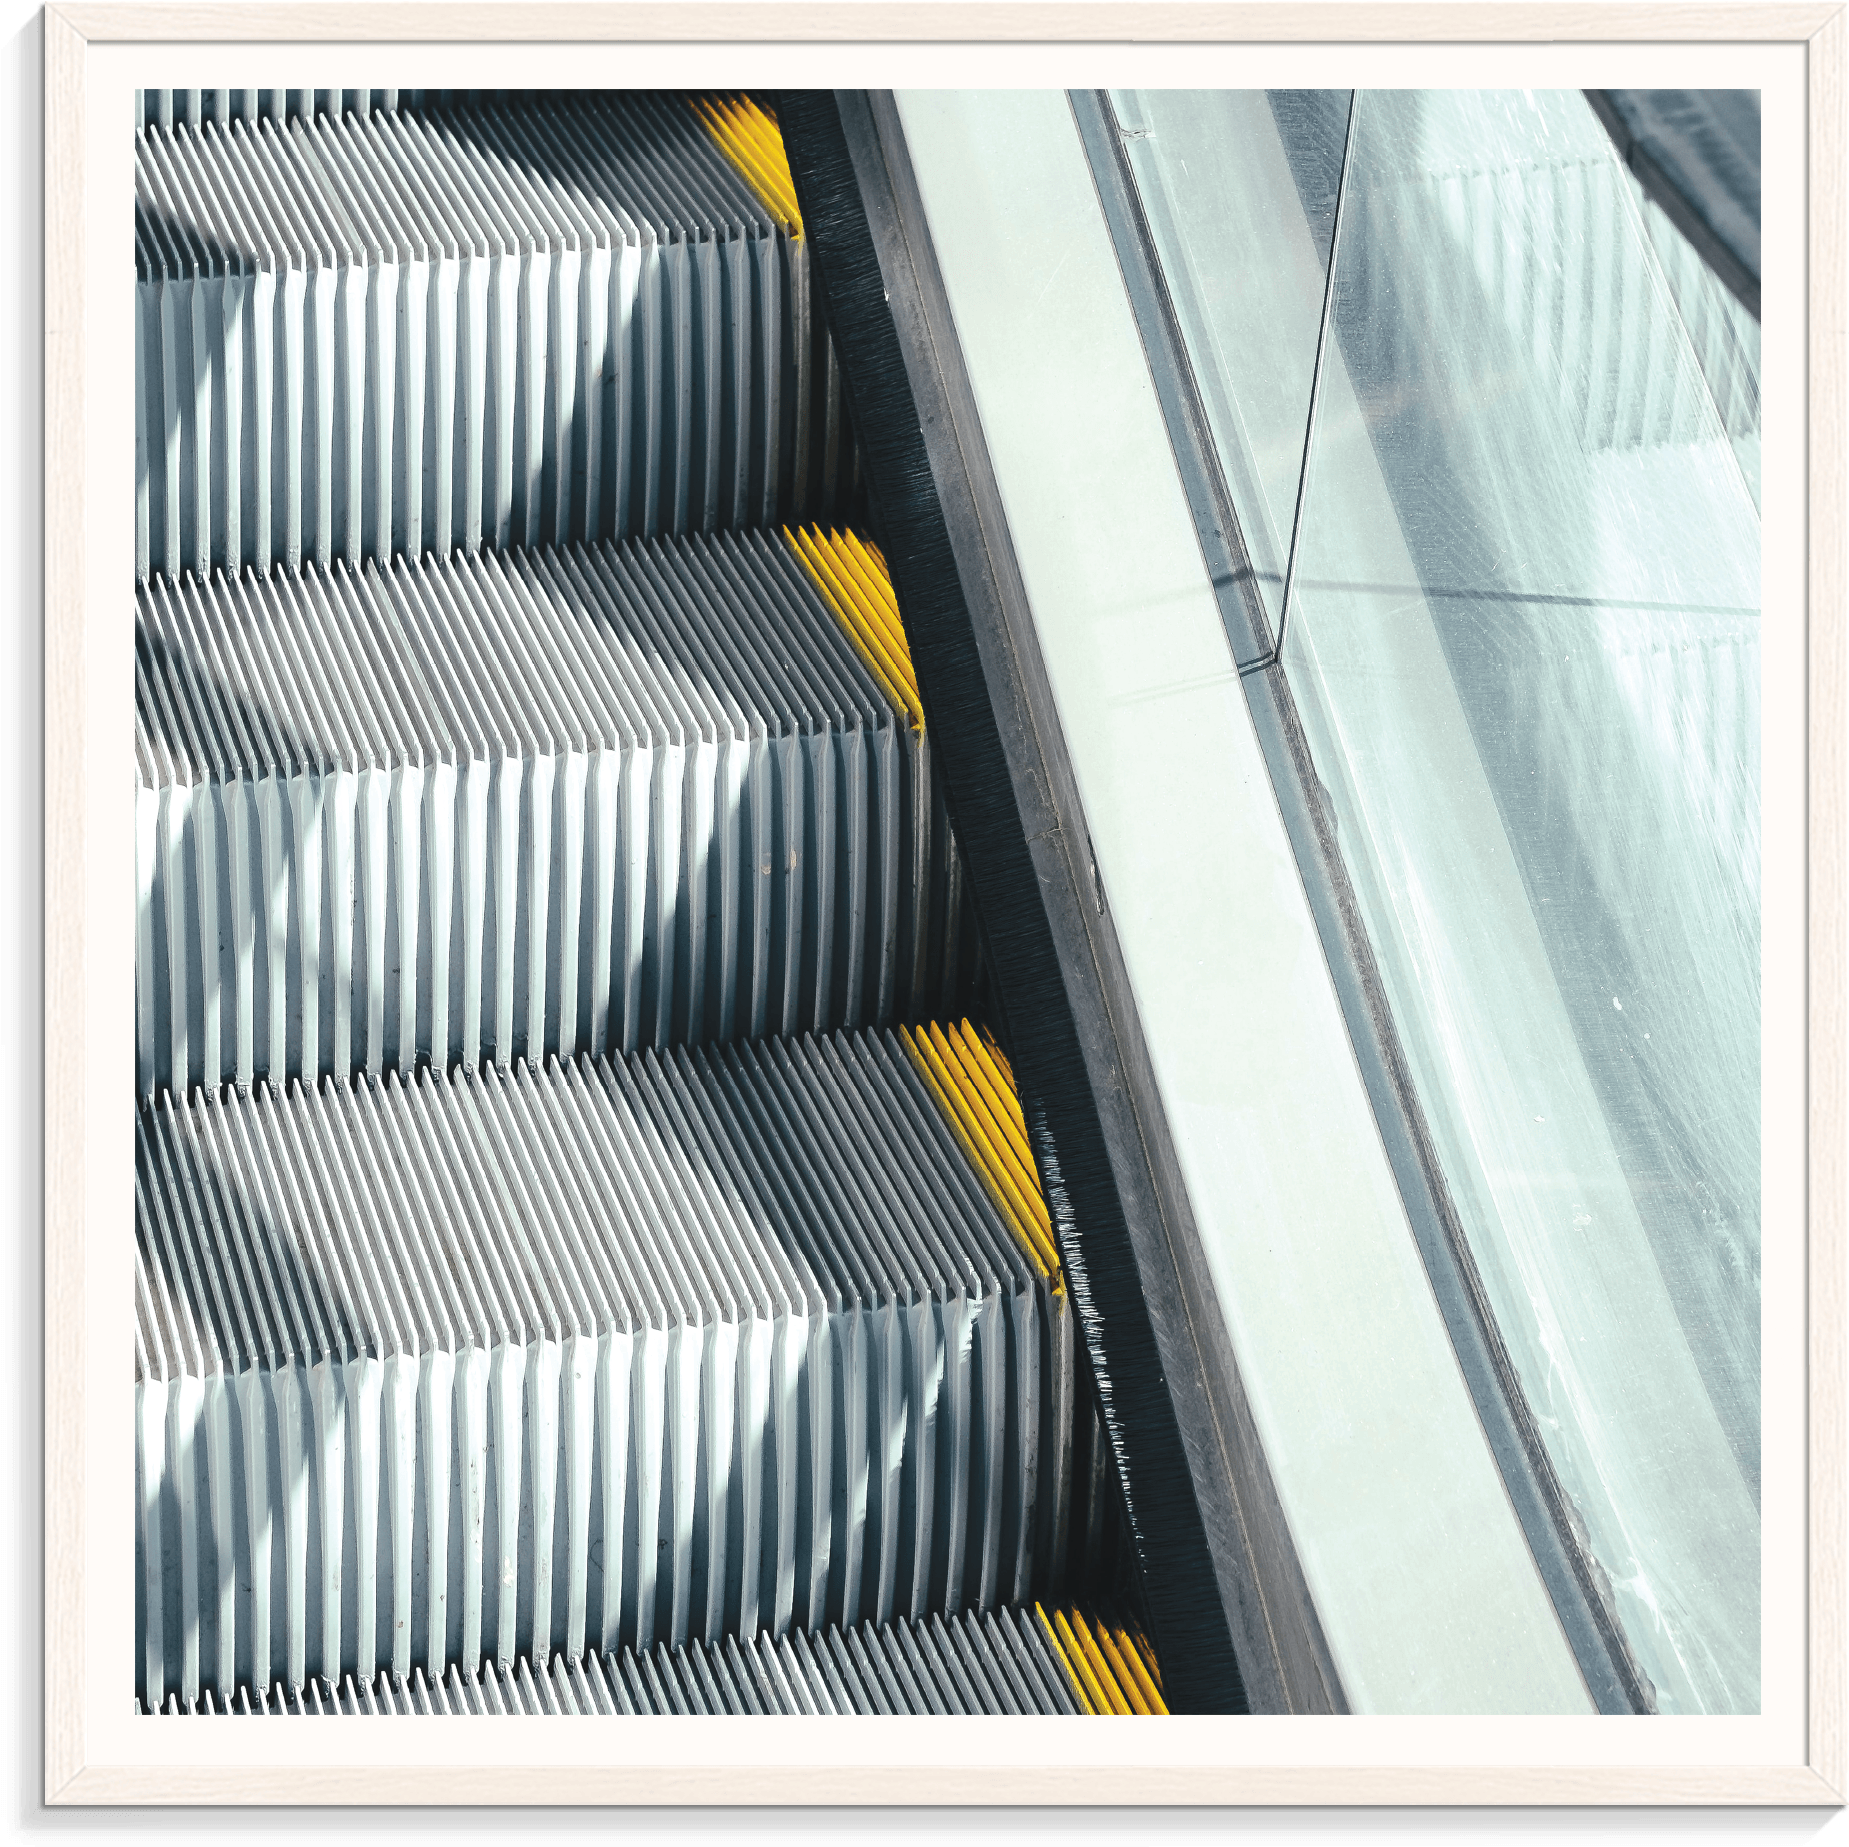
<box><xmin>42</xmin><ymin>2</ymin><xmax>1846</xmax><ymax>1804</ymax></box>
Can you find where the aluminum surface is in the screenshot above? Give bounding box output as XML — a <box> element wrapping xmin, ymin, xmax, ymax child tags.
<box><xmin>134</xmin><ymin>531</ymin><xmax>977</xmax><ymax>1092</ymax></box>
<box><xmin>134</xmin><ymin>1028</ymin><xmax>1067</xmax><ymax>1706</ymax></box>
<box><xmin>134</xmin><ymin>1604</ymin><xmax>1134</xmax><ymax>1716</ymax></box>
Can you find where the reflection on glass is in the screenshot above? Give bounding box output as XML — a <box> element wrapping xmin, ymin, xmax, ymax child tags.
<box><xmin>1110</xmin><ymin>90</ymin><xmax>1345</xmax><ymax>635</ymax></box>
<box><xmin>1120</xmin><ymin>88</ymin><xmax>1760</xmax><ymax>1713</ymax></box>
<box><xmin>1628</xmin><ymin>171</ymin><xmax>1763</xmax><ymax>508</ymax></box>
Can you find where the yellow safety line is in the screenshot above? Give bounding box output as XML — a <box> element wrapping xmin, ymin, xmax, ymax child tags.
<box><xmin>932</xmin><ymin>1029</ymin><xmax>1054</xmax><ymax>1264</ymax></box>
<box><xmin>1050</xmin><ymin>1612</ymin><xmax>1116</xmax><ymax>1708</ymax></box>
<box><xmin>927</xmin><ymin>1032</ymin><xmax>1053</xmax><ymax>1274</ymax></box>
<box><xmin>1070</xmin><ymin>1610</ymin><xmax>1138</xmax><ymax>1715</ymax></box>
<box><xmin>783</xmin><ymin>536</ymin><xmax>1076</xmax><ymax>1261</ymax></box>
<box><xmin>1109</xmin><ymin>1618</ymin><xmax>1169</xmax><ymax>1715</ymax></box>
<box><xmin>690</xmin><ymin>96</ymin><xmax>789</xmax><ymax>220</ymax></box>
<box><xmin>806</xmin><ymin>527</ymin><xmax>924</xmax><ymax>723</ymax></box>
<box><xmin>1129</xmin><ymin>1623</ymin><xmax>1164</xmax><ymax>1696</ymax></box>
<box><xmin>1063</xmin><ymin>1610</ymin><xmax>1119</xmax><ymax>1714</ymax></box>
<box><xmin>800</xmin><ymin>526</ymin><xmax>913</xmax><ymax>698</ymax></box>
<box><xmin>938</xmin><ymin>1023</ymin><xmax>1045</xmax><ymax>1218</ymax></box>
<box><xmin>898</xmin><ymin>1020</ymin><xmax>1065</xmax><ymax>1294</ymax></box>
<box><xmin>1027</xmin><ymin>1602</ymin><xmax>1171</xmax><ymax>1715</ymax></box>
<box><xmin>1085</xmin><ymin>1613</ymin><xmax>1156</xmax><ymax>1716</ymax></box>
<box><xmin>689</xmin><ymin>93</ymin><xmax>802</xmax><ymax>234</ymax></box>
<box><xmin>945</xmin><ymin>1023</ymin><xmax>1058</xmax><ymax>1270</ymax></box>
<box><xmin>980</xmin><ymin>1024</ymin><xmax>1015</xmax><ymax>1090</ymax></box>
<box><xmin>860</xmin><ymin>533</ymin><xmax>889</xmax><ymax>574</ymax></box>
<box><xmin>1028</xmin><ymin>1605</ymin><xmax>1075</xmax><ymax>1708</ymax></box>
<box><xmin>1038</xmin><ymin>1604</ymin><xmax>1103</xmax><ymax>1715</ymax></box>
<box><xmin>835</xmin><ymin>530</ymin><xmax>912</xmax><ymax>659</ymax></box>
<box><xmin>727</xmin><ymin>103</ymin><xmax>800</xmax><ymax>224</ymax></box>
<box><xmin>901</xmin><ymin>1028</ymin><xmax>1053</xmax><ymax>1279</ymax></box>
<box><xmin>785</xmin><ymin>525</ymin><xmax>909</xmax><ymax>717</ymax></box>
<box><xmin>785</xmin><ymin>526</ymin><xmax>925</xmax><ymax>732</ymax></box>
<box><xmin>922</xmin><ymin>1024</ymin><xmax>1036</xmax><ymax>1205</ymax></box>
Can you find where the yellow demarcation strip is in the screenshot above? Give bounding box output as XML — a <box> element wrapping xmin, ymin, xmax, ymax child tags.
<box><xmin>1129</xmin><ymin>1622</ymin><xmax>1165</xmax><ymax>1697</ymax></box>
<box><xmin>1111</xmin><ymin>1616</ymin><xmax>1167</xmax><ymax>1711</ymax></box>
<box><xmin>1067</xmin><ymin>1610</ymin><xmax>1128</xmax><ymax>1714</ymax></box>
<box><xmin>785</xmin><ymin>525</ymin><xmax>926</xmax><ymax>732</ymax></box>
<box><xmin>911</xmin><ymin>1028</ymin><xmax>1042</xmax><ymax>1256</ymax></box>
<box><xmin>1040</xmin><ymin>1606</ymin><xmax>1106</xmax><ymax>1714</ymax></box>
<box><xmin>1079</xmin><ymin>1619</ymin><xmax>1168</xmax><ymax>1715</ymax></box>
<box><xmin>928</xmin><ymin>1022</ymin><xmax>1054</xmax><ymax>1267</ymax></box>
<box><xmin>835</xmin><ymin>531</ymin><xmax>911</xmax><ymax>663</ymax></box>
<box><xmin>900</xmin><ymin>1019</ymin><xmax>1061</xmax><ymax>1285</ymax></box>
<box><xmin>942</xmin><ymin>1024</ymin><xmax>1039</xmax><ymax>1197</ymax></box>
<box><xmin>689</xmin><ymin>93</ymin><xmax>803</xmax><ymax>234</ymax></box>
<box><xmin>1035</xmin><ymin>1604</ymin><xmax>1168</xmax><ymax>1715</ymax></box>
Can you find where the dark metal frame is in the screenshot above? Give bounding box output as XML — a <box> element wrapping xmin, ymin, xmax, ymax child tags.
<box><xmin>1586</xmin><ymin>88</ymin><xmax>1761</xmax><ymax>320</ymax></box>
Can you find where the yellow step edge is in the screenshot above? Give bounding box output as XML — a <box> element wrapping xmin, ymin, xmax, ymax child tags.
<box><xmin>1129</xmin><ymin>1622</ymin><xmax>1165</xmax><ymax>1695</ymax></box>
<box><xmin>689</xmin><ymin>93</ymin><xmax>802</xmax><ymax>233</ymax></box>
<box><xmin>929</xmin><ymin>1021</ymin><xmax>1036</xmax><ymax>1190</ymax></box>
<box><xmin>1067</xmin><ymin>1609</ymin><xmax>1137</xmax><ymax>1715</ymax></box>
<box><xmin>931</xmin><ymin>1025</ymin><xmax>1054</xmax><ymax>1250</ymax></box>
<box><xmin>787</xmin><ymin>522</ymin><xmax>927</xmax><ymax>738</ymax></box>
<box><xmin>803</xmin><ymin>527</ymin><xmax>908</xmax><ymax>673</ymax></box>
<box><xmin>833</xmin><ymin>528</ymin><xmax>913</xmax><ymax>662</ymax></box>
<box><xmin>958</xmin><ymin>1023</ymin><xmax>1022</xmax><ymax>1128</ymax></box>
<box><xmin>906</xmin><ymin>1027</ymin><xmax>1057</xmax><ymax>1286</ymax></box>
<box><xmin>695</xmin><ymin>100</ymin><xmax>776</xmax><ymax>188</ymax></box>
<box><xmin>791</xmin><ymin>528</ymin><xmax>920</xmax><ymax>721</ymax></box>
<box><xmin>899</xmin><ymin>1025</ymin><xmax>1056</xmax><ymax>1281</ymax></box>
<box><xmin>943</xmin><ymin>1024</ymin><xmax>1057</xmax><ymax>1260</ymax></box>
<box><xmin>1069</xmin><ymin>1610</ymin><xmax>1133</xmax><ymax>1714</ymax></box>
<box><xmin>939</xmin><ymin>1022</ymin><xmax>1051</xmax><ymax>1236</ymax></box>
<box><xmin>928</xmin><ymin>1020</ymin><xmax>1062</xmax><ymax>1280</ymax></box>
<box><xmin>1109</xmin><ymin>1618</ymin><xmax>1169</xmax><ymax>1715</ymax></box>
<box><xmin>842</xmin><ymin>525</ymin><xmax>896</xmax><ymax>587</ymax></box>
<box><xmin>785</xmin><ymin>526</ymin><xmax>925</xmax><ymax>732</ymax></box>
<box><xmin>1084</xmin><ymin>1612</ymin><xmax>1157</xmax><ymax>1716</ymax></box>
<box><xmin>1035</xmin><ymin>1612</ymin><xmax>1087</xmax><ymax>1723</ymax></box>
<box><xmin>837</xmin><ymin>525</ymin><xmax>899</xmax><ymax>603</ymax></box>
<box><xmin>692</xmin><ymin>98</ymin><xmax>793</xmax><ymax>219</ymax></box>
<box><xmin>783</xmin><ymin>527</ymin><xmax>913</xmax><ymax>723</ymax></box>
<box><xmin>715</xmin><ymin>108</ymin><xmax>801</xmax><ymax>227</ymax></box>
<box><xmin>1053</xmin><ymin>1606</ymin><xmax>1126</xmax><ymax>1715</ymax></box>
<box><xmin>897</xmin><ymin>1021</ymin><xmax>1021</xmax><ymax>1240</ymax></box>
<box><xmin>808</xmin><ymin>525</ymin><xmax>915</xmax><ymax>693</ymax></box>
<box><xmin>781</xmin><ymin>541</ymin><xmax>1071</xmax><ymax>1274</ymax></box>
<box><xmin>979</xmin><ymin>1024</ymin><xmax>1016</xmax><ymax>1090</ymax></box>
<box><xmin>740</xmin><ymin>124</ymin><xmax>801</xmax><ymax>220</ymax></box>
<box><xmin>1034</xmin><ymin>1604</ymin><xmax>1168</xmax><ymax>1715</ymax></box>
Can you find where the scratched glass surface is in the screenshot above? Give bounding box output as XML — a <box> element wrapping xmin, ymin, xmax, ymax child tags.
<box><xmin>1628</xmin><ymin>166</ymin><xmax>1763</xmax><ymax>509</ymax></box>
<box><xmin>1109</xmin><ymin>89</ymin><xmax>1347</xmax><ymax>638</ymax></box>
<box><xmin>1119</xmin><ymin>88</ymin><xmax>1761</xmax><ymax>1713</ymax></box>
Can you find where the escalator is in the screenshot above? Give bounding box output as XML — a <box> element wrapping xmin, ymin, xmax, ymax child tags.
<box><xmin>130</xmin><ymin>87</ymin><xmax>1161</xmax><ymax>1720</ymax></box>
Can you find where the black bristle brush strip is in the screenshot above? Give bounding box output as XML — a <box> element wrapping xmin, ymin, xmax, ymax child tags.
<box><xmin>775</xmin><ymin>88</ymin><xmax>1269</xmax><ymax>1716</ymax></box>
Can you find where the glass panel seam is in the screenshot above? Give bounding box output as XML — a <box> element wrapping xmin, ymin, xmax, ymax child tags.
<box><xmin>1068</xmin><ymin>85</ymin><xmax>1656</xmax><ymax>1717</ymax></box>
